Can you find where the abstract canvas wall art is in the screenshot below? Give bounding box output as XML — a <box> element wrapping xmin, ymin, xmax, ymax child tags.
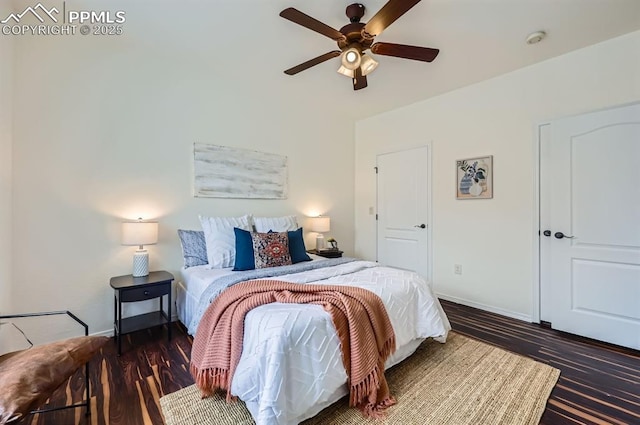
<box><xmin>194</xmin><ymin>144</ymin><xmax>288</xmax><ymax>199</ymax></box>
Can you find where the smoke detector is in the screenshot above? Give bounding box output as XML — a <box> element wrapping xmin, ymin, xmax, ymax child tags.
<box><xmin>526</xmin><ymin>31</ymin><xmax>546</xmax><ymax>45</ymax></box>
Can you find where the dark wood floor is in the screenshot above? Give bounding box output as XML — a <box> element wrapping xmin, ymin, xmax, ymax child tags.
<box><xmin>19</xmin><ymin>300</ymin><xmax>640</xmax><ymax>425</ymax></box>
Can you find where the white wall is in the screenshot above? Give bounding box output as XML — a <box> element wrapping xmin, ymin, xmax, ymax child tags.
<box><xmin>0</xmin><ymin>2</ymin><xmax>13</xmax><ymax>313</ymax></box>
<box><xmin>355</xmin><ymin>31</ymin><xmax>640</xmax><ymax>320</ymax></box>
<box><xmin>11</xmin><ymin>31</ymin><xmax>355</xmax><ymax>336</ymax></box>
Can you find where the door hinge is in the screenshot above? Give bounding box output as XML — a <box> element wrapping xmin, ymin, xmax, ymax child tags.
<box><xmin>375</xmin><ymin>214</ymin><xmax>378</xmax><ymax>220</ymax></box>
<box><xmin>374</xmin><ymin>166</ymin><xmax>378</xmax><ymax>174</ymax></box>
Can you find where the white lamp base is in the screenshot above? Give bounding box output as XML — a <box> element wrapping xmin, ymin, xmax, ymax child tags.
<box><xmin>133</xmin><ymin>249</ymin><xmax>149</xmax><ymax>277</ymax></box>
<box><xmin>315</xmin><ymin>234</ymin><xmax>326</xmax><ymax>252</ymax></box>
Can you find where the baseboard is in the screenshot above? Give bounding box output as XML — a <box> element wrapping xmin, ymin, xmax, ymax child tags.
<box><xmin>91</xmin><ymin>328</ymin><xmax>114</xmax><ymax>338</ymax></box>
<box><xmin>90</xmin><ymin>313</ymin><xmax>180</xmax><ymax>338</ymax></box>
<box><xmin>436</xmin><ymin>293</ymin><xmax>533</xmax><ymax>323</ymax></box>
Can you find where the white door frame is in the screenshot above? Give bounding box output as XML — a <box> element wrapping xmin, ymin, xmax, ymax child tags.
<box><xmin>375</xmin><ymin>142</ymin><xmax>433</xmax><ymax>282</ymax></box>
<box><xmin>532</xmin><ymin>122</ymin><xmax>545</xmax><ymax>324</ymax></box>
<box><xmin>531</xmin><ymin>101</ymin><xmax>640</xmax><ymax>325</ymax></box>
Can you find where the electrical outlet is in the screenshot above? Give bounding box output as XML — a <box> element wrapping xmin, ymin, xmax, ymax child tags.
<box><xmin>454</xmin><ymin>264</ymin><xmax>462</xmax><ymax>275</ymax></box>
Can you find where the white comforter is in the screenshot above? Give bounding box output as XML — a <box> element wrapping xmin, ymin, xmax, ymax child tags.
<box><xmin>224</xmin><ymin>261</ymin><xmax>451</xmax><ymax>425</ymax></box>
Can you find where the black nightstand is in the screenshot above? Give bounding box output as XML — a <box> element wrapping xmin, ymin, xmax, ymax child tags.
<box><xmin>307</xmin><ymin>249</ymin><xmax>343</xmax><ymax>258</ymax></box>
<box><xmin>110</xmin><ymin>270</ymin><xmax>174</xmax><ymax>355</ymax></box>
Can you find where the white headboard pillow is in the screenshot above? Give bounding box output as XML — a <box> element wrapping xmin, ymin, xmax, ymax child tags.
<box><xmin>253</xmin><ymin>215</ymin><xmax>298</xmax><ymax>233</ymax></box>
<box><xmin>199</xmin><ymin>214</ymin><xmax>253</xmax><ymax>268</ymax></box>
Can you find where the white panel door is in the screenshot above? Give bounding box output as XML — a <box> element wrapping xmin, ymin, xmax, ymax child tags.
<box><xmin>377</xmin><ymin>147</ymin><xmax>429</xmax><ymax>278</ymax></box>
<box><xmin>542</xmin><ymin>103</ymin><xmax>640</xmax><ymax>349</ymax></box>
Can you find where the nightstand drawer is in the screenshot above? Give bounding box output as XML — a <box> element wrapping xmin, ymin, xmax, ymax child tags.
<box><xmin>120</xmin><ymin>284</ymin><xmax>169</xmax><ymax>302</ymax></box>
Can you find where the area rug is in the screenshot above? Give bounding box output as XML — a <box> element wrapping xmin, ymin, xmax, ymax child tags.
<box><xmin>160</xmin><ymin>332</ymin><xmax>560</xmax><ymax>425</ymax></box>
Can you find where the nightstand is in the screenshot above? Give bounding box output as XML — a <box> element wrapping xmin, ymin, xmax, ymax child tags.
<box><xmin>110</xmin><ymin>270</ymin><xmax>174</xmax><ymax>355</ymax></box>
<box><xmin>307</xmin><ymin>249</ymin><xmax>343</xmax><ymax>258</ymax></box>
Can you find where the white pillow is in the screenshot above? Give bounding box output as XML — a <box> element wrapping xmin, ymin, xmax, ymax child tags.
<box><xmin>199</xmin><ymin>214</ymin><xmax>253</xmax><ymax>268</ymax></box>
<box><xmin>253</xmin><ymin>215</ymin><xmax>298</xmax><ymax>233</ymax></box>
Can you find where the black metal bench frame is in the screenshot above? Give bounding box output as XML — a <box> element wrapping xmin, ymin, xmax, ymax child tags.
<box><xmin>0</xmin><ymin>310</ymin><xmax>91</xmax><ymax>417</ymax></box>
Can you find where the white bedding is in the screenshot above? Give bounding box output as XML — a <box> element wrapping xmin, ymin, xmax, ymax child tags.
<box><xmin>177</xmin><ymin>255</ymin><xmax>329</xmax><ymax>327</ymax></box>
<box><xmin>178</xmin><ymin>260</ymin><xmax>451</xmax><ymax>425</ymax></box>
<box><xmin>177</xmin><ymin>265</ymin><xmax>233</xmax><ymax>327</ymax></box>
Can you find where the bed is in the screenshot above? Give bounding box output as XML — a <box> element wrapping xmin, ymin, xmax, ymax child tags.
<box><xmin>176</xmin><ymin>253</ymin><xmax>451</xmax><ymax>424</ymax></box>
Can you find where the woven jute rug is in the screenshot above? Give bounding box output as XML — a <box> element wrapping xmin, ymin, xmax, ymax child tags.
<box><xmin>160</xmin><ymin>332</ymin><xmax>560</xmax><ymax>425</ymax></box>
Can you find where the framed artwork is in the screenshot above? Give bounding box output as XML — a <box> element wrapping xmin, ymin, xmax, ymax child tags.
<box><xmin>456</xmin><ymin>155</ymin><xmax>493</xmax><ymax>199</ymax></box>
<box><xmin>194</xmin><ymin>144</ymin><xmax>288</xmax><ymax>199</ymax></box>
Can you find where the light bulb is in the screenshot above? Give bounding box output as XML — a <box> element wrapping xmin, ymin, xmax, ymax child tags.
<box><xmin>341</xmin><ymin>46</ymin><xmax>361</xmax><ymax>71</ymax></box>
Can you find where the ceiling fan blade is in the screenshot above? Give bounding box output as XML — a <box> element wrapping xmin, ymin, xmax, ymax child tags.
<box><xmin>352</xmin><ymin>67</ymin><xmax>368</xmax><ymax>90</ymax></box>
<box><xmin>280</xmin><ymin>8</ymin><xmax>346</xmax><ymax>42</ymax></box>
<box><xmin>371</xmin><ymin>42</ymin><xmax>439</xmax><ymax>62</ymax></box>
<box><xmin>363</xmin><ymin>0</ymin><xmax>422</xmax><ymax>38</ymax></box>
<box><xmin>284</xmin><ymin>51</ymin><xmax>341</xmax><ymax>75</ymax></box>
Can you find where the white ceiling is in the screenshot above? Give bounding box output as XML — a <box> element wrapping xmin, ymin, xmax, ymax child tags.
<box><xmin>20</xmin><ymin>0</ymin><xmax>640</xmax><ymax>120</ymax></box>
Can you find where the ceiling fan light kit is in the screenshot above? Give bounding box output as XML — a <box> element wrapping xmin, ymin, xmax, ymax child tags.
<box><xmin>279</xmin><ymin>0</ymin><xmax>439</xmax><ymax>91</ymax></box>
<box><xmin>360</xmin><ymin>54</ymin><xmax>379</xmax><ymax>76</ymax></box>
<box><xmin>337</xmin><ymin>65</ymin><xmax>355</xmax><ymax>78</ymax></box>
<box><xmin>341</xmin><ymin>45</ymin><xmax>362</xmax><ymax>70</ymax></box>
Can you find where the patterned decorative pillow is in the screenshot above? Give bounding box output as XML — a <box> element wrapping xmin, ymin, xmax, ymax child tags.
<box><xmin>251</xmin><ymin>232</ymin><xmax>292</xmax><ymax>269</ymax></box>
<box><xmin>177</xmin><ymin>230</ymin><xmax>208</xmax><ymax>268</ymax></box>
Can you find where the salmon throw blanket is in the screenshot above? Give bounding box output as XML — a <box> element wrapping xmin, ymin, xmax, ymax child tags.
<box><xmin>190</xmin><ymin>279</ymin><xmax>397</xmax><ymax>418</ymax></box>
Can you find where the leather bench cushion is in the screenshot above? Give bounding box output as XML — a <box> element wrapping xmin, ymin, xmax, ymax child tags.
<box><xmin>0</xmin><ymin>335</ymin><xmax>108</xmax><ymax>424</ymax></box>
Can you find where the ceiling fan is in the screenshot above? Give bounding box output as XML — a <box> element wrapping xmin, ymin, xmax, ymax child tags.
<box><xmin>279</xmin><ymin>0</ymin><xmax>439</xmax><ymax>91</ymax></box>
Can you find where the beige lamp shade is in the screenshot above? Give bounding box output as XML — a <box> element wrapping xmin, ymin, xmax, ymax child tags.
<box><xmin>121</xmin><ymin>221</ymin><xmax>158</xmax><ymax>247</ymax></box>
<box><xmin>309</xmin><ymin>216</ymin><xmax>330</xmax><ymax>233</ymax></box>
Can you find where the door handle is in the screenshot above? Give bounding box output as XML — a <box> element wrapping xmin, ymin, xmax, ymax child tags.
<box><xmin>543</xmin><ymin>230</ymin><xmax>551</xmax><ymax>237</ymax></box>
<box><xmin>554</xmin><ymin>232</ymin><xmax>575</xmax><ymax>239</ymax></box>
<box><xmin>414</xmin><ymin>224</ymin><xmax>426</xmax><ymax>229</ymax></box>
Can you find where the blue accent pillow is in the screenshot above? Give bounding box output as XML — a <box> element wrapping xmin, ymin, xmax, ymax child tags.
<box><xmin>288</xmin><ymin>227</ymin><xmax>312</xmax><ymax>264</ymax></box>
<box><xmin>177</xmin><ymin>229</ymin><xmax>208</xmax><ymax>268</ymax></box>
<box><xmin>233</xmin><ymin>227</ymin><xmax>311</xmax><ymax>271</ymax></box>
<box><xmin>233</xmin><ymin>227</ymin><xmax>255</xmax><ymax>271</ymax></box>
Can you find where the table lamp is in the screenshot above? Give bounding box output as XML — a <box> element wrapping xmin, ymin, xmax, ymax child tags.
<box><xmin>309</xmin><ymin>216</ymin><xmax>330</xmax><ymax>251</ymax></box>
<box><xmin>121</xmin><ymin>219</ymin><xmax>158</xmax><ymax>277</ymax></box>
